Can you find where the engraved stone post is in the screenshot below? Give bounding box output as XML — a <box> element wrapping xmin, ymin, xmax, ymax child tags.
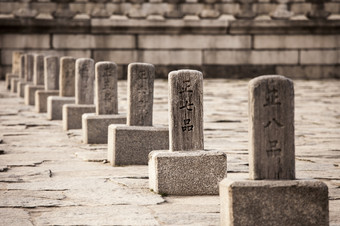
<box><xmin>127</xmin><ymin>63</ymin><xmax>154</xmax><ymax>126</ymax></box>
<box><xmin>82</xmin><ymin>62</ymin><xmax>126</xmax><ymax>144</ymax></box>
<box><xmin>75</xmin><ymin>58</ymin><xmax>95</xmax><ymax>105</ymax></box>
<box><xmin>60</xmin><ymin>57</ymin><xmax>76</xmax><ymax>97</ymax></box>
<box><xmin>11</xmin><ymin>54</ymin><xmax>25</xmax><ymax>93</ymax></box>
<box><xmin>34</xmin><ymin>54</ymin><xmax>45</xmax><ymax>86</ymax></box>
<box><xmin>12</xmin><ymin>51</ymin><xmax>23</xmax><ymax>75</ymax></box>
<box><xmin>19</xmin><ymin>55</ymin><xmax>25</xmax><ymax>80</ymax></box>
<box><xmin>25</xmin><ymin>54</ymin><xmax>34</xmax><ymax>82</ymax></box>
<box><xmin>95</xmin><ymin>62</ymin><xmax>118</xmax><ymax>115</ymax></box>
<box><xmin>44</xmin><ymin>56</ymin><xmax>59</xmax><ymax>91</ymax></box>
<box><xmin>169</xmin><ymin>70</ymin><xmax>204</xmax><ymax>152</ymax></box>
<box><xmin>47</xmin><ymin>56</ymin><xmax>76</xmax><ymax>120</ymax></box>
<box><xmin>249</xmin><ymin>75</ymin><xmax>295</xmax><ymax>180</ymax></box>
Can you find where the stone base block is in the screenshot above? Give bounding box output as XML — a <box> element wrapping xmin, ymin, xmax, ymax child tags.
<box><xmin>47</xmin><ymin>96</ymin><xmax>75</xmax><ymax>120</ymax></box>
<box><xmin>5</xmin><ymin>74</ymin><xmax>18</xmax><ymax>90</ymax></box>
<box><xmin>35</xmin><ymin>90</ymin><xmax>59</xmax><ymax>113</ymax></box>
<box><xmin>108</xmin><ymin>125</ymin><xmax>169</xmax><ymax>166</ymax></box>
<box><xmin>82</xmin><ymin>113</ymin><xmax>126</xmax><ymax>144</ymax></box>
<box><xmin>62</xmin><ymin>104</ymin><xmax>95</xmax><ymax>131</ymax></box>
<box><xmin>24</xmin><ymin>85</ymin><xmax>44</xmax><ymax>105</ymax></box>
<box><xmin>11</xmin><ymin>78</ymin><xmax>19</xmax><ymax>93</ymax></box>
<box><xmin>219</xmin><ymin>178</ymin><xmax>329</xmax><ymax>226</ymax></box>
<box><xmin>17</xmin><ymin>81</ymin><xmax>30</xmax><ymax>98</ymax></box>
<box><xmin>149</xmin><ymin>150</ymin><xmax>227</xmax><ymax>195</ymax></box>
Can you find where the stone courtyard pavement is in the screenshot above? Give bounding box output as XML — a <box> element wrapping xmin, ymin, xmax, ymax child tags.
<box><xmin>0</xmin><ymin>79</ymin><xmax>339</xmax><ymax>225</ymax></box>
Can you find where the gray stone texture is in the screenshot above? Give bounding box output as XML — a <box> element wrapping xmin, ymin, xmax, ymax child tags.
<box><xmin>33</xmin><ymin>54</ymin><xmax>45</xmax><ymax>86</ymax></box>
<box><xmin>24</xmin><ymin>84</ymin><xmax>44</xmax><ymax>105</ymax></box>
<box><xmin>149</xmin><ymin>151</ymin><xmax>227</xmax><ymax>195</ymax></box>
<box><xmin>75</xmin><ymin>58</ymin><xmax>95</xmax><ymax>105</ymax></box>
<box><xmin>82</xmin><ymin>113</ymin><xmax>126</xmax><ymax>144</ymax></box>
<box><xmin>44</xmin><ymin>56</ymin><xmax>59</xmax><ymax>91</ymax></box>
<box><xmin>60</xmin><ymin>57</ymin><xmax>76</xmax><ymax>97</ymax></box>
<box><xmin>95</xmin><ymin>61</ymin><xmax>118</xmax><ymax>115</ymax></box>
<box><xmin>5</xmin><ymin>73</ymin><xmax>18</xmax><ymax>90</ymax></box>
<box><xmin>249</xmin><ymin>75</ymin><xmax>295</xmax><ymax>180</ymax></box>
<box><xmin>25</xmin><ymin>54</ymin><xmax>34</xmax><ymax>82</ymax></box>
<box><xmin>62</xmin><ymin>104</ymin><xmax>95</xmax><ymax>130</ymax></box>
<box><xmin>35</xmin><ymin>90</ymin><xmax>59</xmax><ymax>113</ymax></box>
<box><xmin>169</xmin><ymin>70</ymin><xmax>204</xmax><ymax>152</ymax></box>
<box><xmin>219</xmin><ymin>178</ymin><xmax>329</xmax><ymax>226</ymax></box>
<box><xmin>108</xmin><ymin>125</ymin><xmax>169</xmax><ymax>166</ymax></box>
<box><xmin>127</xmin><ymin>63</ymin><xmax>154</xmax><ymax>126</ymax></box>
<box><xmin>47</xmin><ymin>96</ymin><xmax>75</xmax><ymax>120</ymax></box>
<box><xmin>12</xmin><ymin>51</ymin><xmax>23</xmax><ymax>75</ymax></box>
<box><xmin>18</xmin><ymin>81</ymin><xmax>29</xmax><ymax>98</ymax></box>
<box><xmin>10</xmin><ymin>78</ymin><xmax>19</xmax><ymax>93</ymax></box>
<box><xmin>19</xmin><ymin>54</ymin><xmax>25</xmax><ymax>80</ymax></box>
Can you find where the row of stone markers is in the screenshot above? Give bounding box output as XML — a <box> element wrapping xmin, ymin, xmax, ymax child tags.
<box><xmin>5</xmin><ymin>51</ymin><xmax>329</xmax><ymax>225</ymax></box>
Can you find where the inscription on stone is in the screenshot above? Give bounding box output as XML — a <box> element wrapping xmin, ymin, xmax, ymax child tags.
<box><xmin>169</xmin><ymin>70</ymin><xmax>203</xmax><ymax>152</ymax></box>
<box><xmin>95</xmin><ymin>62</ymin><xmax>118</xmax><ymax>115</ymax></box>
<box><xmin>60</xmin><ymin>57</ymin><xmax>76</xmax><ymax>97</ymax></box>
<box><xmin>249</xmin><ymin>75</ymin><xmax>295</xmax><ymax>180</ymax></box>
<box><xmin>25</xmin><ymin>54</ymin><xmax>34</xmax><ymax>82</ymax></box>
<box><xmin>75</xmin><ymin>58</ymin><xmax>95</xmax><ymax>105</ymax></box>
<box><xmin>44</xmin><ymin>56</ymin><xmax>59</xmax><ymax>91</ymax></box>
<box><xmin>19</xmin><ymin>55</ymin><xmax>25</xmax><ymax>79</ymax></box>
<box><xmin>127</xmin><ymin>63</ymin><xmax>154</xmax><ymax>126</ymax></box>
<box><xmin>33</xmin><ymin>54</ymin><xmax>45</xmax><ymax>86</ymax></box>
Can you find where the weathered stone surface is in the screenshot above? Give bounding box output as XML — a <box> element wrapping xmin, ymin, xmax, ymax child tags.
<box><xmin>17</xmin><ymin>81</ymin><xmax>30</xmax><ymax>98</ymax></box>
<box><xmin>82</xmin><ymin>113</ymin><xmax>126</xmax><ymax>144</ymax></box>
<box><xmin>5</xmin><ymin>73</ymin><xmax>18</xmax><ymax>90</ymax></box>
<box><xmin>25</xmin><ymin>54</ymin><xmax>34</xmax><ymax>82</ymax></box>
<box><xmin>95</xmin><ymin>61</ymin><xmax>118</xmax><ymax>115</ymax></box>
<box><xmin>12</xmin><ymin>51</ymin><xmax>24</xmax><ymax>75</ymax></box>
<box><xmin>219</xmin><ymin>178</ymin><xmax>329</xmax><ymax>226</ymax></box>
<box><xmin>75</xmin><ymin>58</ymin><xmax>95</xmax><ymax>105</ymax></box>
<box><xmin>33</xmin><ymin>54</ymin><xmax>45</xmax><ymax>86</ymax></box>
<box><xmin>169</xmin><ymin>70</ymin><xmax>203</xmax><ymax>152</ymax></box>
<box><xmin>35</xmin><ymin>90</ymin><xmax>59</xmax><ymax>113</ymax></box>
<box><xmin>127</xmin><ymin>63</ymin><xmax>154</xmax><ymax>126</ymax></box>
<box><xmin>0</xmin><ymin>208</ymin><xmax>33</xmax><ymax>226</ymax></box>
<box><xmin>11</xmin><ymin>78</ymin><xmax>19</xmax><ymax>93</ymax></box>
<box><xmin>248</xmin><ymin>75</ymin><xmax>295</xmax><ymax>180</ymax></box>
<box><xmin>62</xmin><ymin>104</ymin><xmax>95</xmax><ymax>130</ymax></box>
<box><xmin>24</xmin><ymin>84</ymin><xmax>44</xmax><ymax>106</ymax></box>
<box><xmin>59</xmin><ymin>56</ymin><xmax>76</xmax><ymax>97</ymax></box>
<box><xmin>47</xmin><ymin>96</ymin><xmax>75</xmax><ymax>120</ymax></box>
<box><xmin>108</xmin><ymin>125</ymin><xmax>169</xmax><ymax>166</ymax></box>
<box><xmin>44</xmin><ymin>56</ymin><xmax>59</xmax><ymax>91</ymax></box>
<box><xmin>149</xmin><ymin>150</ymin><xmax>227</xmax><ymax>195</ymax></box>
<box><xmin>19</xmin><ymin>54</ymin><xmax>25</xmax><ymax>80</ymax></box>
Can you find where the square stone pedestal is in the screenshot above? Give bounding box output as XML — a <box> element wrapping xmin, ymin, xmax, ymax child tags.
<box><xmin>149</xmin><ymin>151</ymin><xmax>227</xmax><ymax>195</ymax></box>
<box><xmin>62</xmin><ymin>104</ymin><xmax>95</xmax><ymax>130</ymax></box>
<box><xmin>35</xmin><ymin>90</ymin><xmax>59</xmax><ymax>113</ymax></box>
<box><xmin>219</xmin><ymin>178</ymin><xmax>329</xmax><ymax>226</ymax></box>
<box><xmin>17</xmin><ymin>81</ymin><xmax>30</xmax><ymax>98</ymax></box>
<box><xmin>47</xmin><ymin>96</ymin><xmax>75</xmax><ymax>120</ymax></box>
<box><xmin>11</xmin><ymin>78</ymin><xmax>19</xmax><ymax>93</ymax></box>
<box><xmin>6</xmin><ymin>74</ymin><xmax>18</xmax><ymax>90</ymax></box>
<box><xmin>108</xmin><ymin>125</ymin><xmax>169</xmax><ymax>166</ymax></box>
<box><xmin>82</xmin><ymin>113</ymin><xmax>126</xmax><ymax>144</ymax></box>
<box><xmin>24</xmin><ymin>85</ymin><xmax>44</xmax><ymax>105</ymax></box>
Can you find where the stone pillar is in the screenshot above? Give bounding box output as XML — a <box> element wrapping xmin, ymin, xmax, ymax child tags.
<box><xmin>148</xmin><ymin>69</ymin><xmax>227</xmax><ymax>195</ymax></box>
<box><xmin>63</xmin><ymin>58</ymin><xmax>96</xmax><ymax>130</ymax></box>
<box><xmin>25</xmin><ymin>54</ymin><xmax>45</xmax><ymax>105</ymax></box>
<box><xmin>35</xmin><ymin>56</ymin><xmax>60</xmax><ymax>113</ymax></box>
<box><xmin>6</xmin><ymin>51</ymin><xmax>23</xmax><ymax>90</ymax></box>
<box><xmin>47</xmin><ymin>57</ymin><xmax>76</xmax><ymax>119</ymax></box>
<box><xmin>82</xmin><ymin>62</ymin><xmax>126</xmax><ymax>144</ymax></box>
<box><xmin>107</xmin><ymin>63</ymin><xmax>168</xmax><ymax>165</ymax></box>
<box><xmin>219</xmin><ymin>75</ymin><xmax>329</xmax><ymax>226</ymax></box>
<box><xmin>18</xmin><ymin>54</ymin><xmax>34</xmax><ymax>98</ymax></box>
<box><xmin>11</xmin><ymin>54</ymin><xmax>25</xmax><ymax>93</ymax></box>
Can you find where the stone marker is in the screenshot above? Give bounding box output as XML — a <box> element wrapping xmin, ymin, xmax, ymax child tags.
<box><xmin>219</xmin><ymin>75</ymin><xmax>329</xmax><ymax>226</ymax></box>
<box><xmin>35</xmin><ymin>56</ymin><xmax>60</xmax><ymax>113</ymax></box>
<box><xmin>82</xmin><ymin>62</ymin><xmax>126</xmax><ymax>144</ymax></box>
<box><xmin>6</xmin><ymin>51</ymin><xmax>23</xmax><ymax>90</ymax></box>
<box><xmin>17</xmin><ymin>54</ymin><xmax>34</xmax><ymax>98</ymax></box>
<box><xmin>25</xmin><ymin>54</ymin><xmax>45</xmax><ymax>105</ymax></box>
<box><xmin>47</xmin><ymin>57</ymin><xmax>76</xmax><ymax>120</ymax></box>
<box><xmin>149</xmin><ymin>69</ymin><xmax>227</xmax><ymax>195</ymax></box>
<box><xmin>11</xmin><ymin>53</ymin><xmax>26</xmax><ymax>93</ymax></box>
<box><xmin>107</xmin><ymin>63</ymin><xmax>168</xmax><ymax>165</ymax></box>
<box><xmin>62</xmin><ymin>58</ymin><xmax>96</xmax><ymax>130</ymax></box>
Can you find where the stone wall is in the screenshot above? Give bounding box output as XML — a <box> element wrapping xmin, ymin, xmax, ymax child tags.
<box><xmin>0</xmin><ymin>0</ymin><xmax>339</xmax><ymax>79</ymax></box>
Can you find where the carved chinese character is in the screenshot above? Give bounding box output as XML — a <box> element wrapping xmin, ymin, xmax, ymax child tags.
<box><xmin>179</xmin><ymin>79</ymin><xmax>193</xmax><ymax>94</ymax></box>
<box><xmin>264</xmin><ymin>118</ymin><xmax>283</xmax><ymax>128</ymax></box>
<box><xmin>266</xmin><ymin>140</ymin><xmax>281</xmax><ymax>157</ymax></box>
<box><xmin>179</xmin><ymin>100</ymin><xmax>194</xmax><ymax>111</ymax></box>
<box><xmin>264</xmin><ymin>86</ymin><xmax>281</xmax><ymax>107</ymax></box>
